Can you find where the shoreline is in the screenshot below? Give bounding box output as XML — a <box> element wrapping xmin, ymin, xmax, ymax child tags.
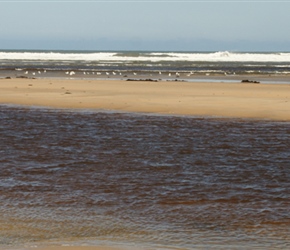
<box><xmin>2</xmin><ymin>70</ymin><xmax>290</xmax><ymax>84</ymax></box>
<box><xmin>1</xmin><ymin>78</ymin><xmax>290</xmax><ymax>121</ymax></box>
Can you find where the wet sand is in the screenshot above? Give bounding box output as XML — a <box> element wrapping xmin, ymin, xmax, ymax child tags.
<box><xmin>1</xmin><ymin>78</ymin><xmax>290</xmax><ymax>121</ymax></box>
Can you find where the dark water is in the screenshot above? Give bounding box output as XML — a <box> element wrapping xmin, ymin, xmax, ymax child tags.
<box><xmin>1</xmin><ymin>106</ymin><xmax>290</xmax><ymax>249</ymax></box>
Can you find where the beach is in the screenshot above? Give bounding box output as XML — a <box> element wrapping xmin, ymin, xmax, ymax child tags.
<box><xmin>1</xmin><ymin>77</ymin><xmax>290</xmax><ymax>250</ymax></box>
<box><xmin>1</xmin><ymin>93</ymin><xmax>290</xmax><ymax>250</ymax></box>
<box><xmin>1</xmin><ymin>78</ymin><xmax>290</xmax><ymax>121</ymax></box>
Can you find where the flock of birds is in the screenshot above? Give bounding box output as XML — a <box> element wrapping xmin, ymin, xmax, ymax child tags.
<box><xmin>22</xmin><ymin>70</ymin><xmax>201</xmax><ymax>78</ymax></box>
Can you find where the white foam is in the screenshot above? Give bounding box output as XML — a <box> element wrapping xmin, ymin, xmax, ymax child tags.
<box><xmin>1</xmin><ymin>51</ymin><xmax>290</xmax><ymax>62</ymax></box>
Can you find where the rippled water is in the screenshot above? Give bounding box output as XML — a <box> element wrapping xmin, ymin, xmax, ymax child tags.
<box><xmin>0</xmin><ymin>105</ymin><xmax>290</xmax><ymax>249</ymax></box>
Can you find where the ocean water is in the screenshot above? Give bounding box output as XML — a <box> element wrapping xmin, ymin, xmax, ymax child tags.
<box><xmin>1</xmin><ymin>50</ymin><xmax>290</xmax><ymax>81</ymax></box>
<box><xmin>1</xmin><ymin>105</ymin><xmax>290</xmax><ymax>249</ymax></box>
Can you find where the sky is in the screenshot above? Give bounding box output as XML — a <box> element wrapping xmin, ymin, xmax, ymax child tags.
<box><xmin>0</xmin><ymin>0</ymin><xmax>290</xmax><ymax>51</ymax></box>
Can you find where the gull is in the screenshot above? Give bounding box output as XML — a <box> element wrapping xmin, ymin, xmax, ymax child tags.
<box><xmin>65</xmin><ymin>71</ymin><xmax>69</xmax><ymax>75</ymax></box>
<box><xmin>106</xmin><ymin>72</ymin><xmax>110</xmax><ymax>75</ymax></box>
<box><xmin>83</xmin><ymin>72</ymin><xmax>86</xmax><ymax>75</ymax></box>
<box><xmin>159</xmin><ymin>71</ymin><xmax>162</xmax><ymax>75</ymax></box>
<box><xmin>96</xmin><ymin>72</ymin><xmax>101</xmax><ymax>75</ymax></box>
<box><xmin>44</xmin><ymin>70</ymin><xmax>47</xmax><ymax>73</ymax></box>
<box><xmin>133</xmin><ymin>72</ymin><xmax>137</xmax><ymax>76</ymax></box>
<box><xmin>168</xmin><ymin>73</ymin><xmax>171</xmax><ymax>76</ymax></box>
<box><xmin>32</xmin><ymin>72</ymin><xmax>36</xmax><ymax>76</ymax></box>
<box><xmin>24</xmin><ymin>71</ymin><xmax>28</xmax><ymax>74</ymax></box>
<box><xmin>38</xmin><ymin>71</ymin><xmax>41</xmax><ymax>74</ymax></box>
<box><xmin>176</xmin><ymin>72</ymin><xmax>180</xmax><ymax>77</ymax></box>
<box><xmin>112</xmin><ymin>72</ymin><xmax>116</xmax><ymax>75</ymax></box>
<box><xmin>69</xmin><ymin>71</ymin><xmax>75</xmax><ymax>76</ymax></box>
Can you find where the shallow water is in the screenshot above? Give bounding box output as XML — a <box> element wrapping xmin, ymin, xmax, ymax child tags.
<box><xmin>0</xmin><ymin>106</ymin><xmax>290</xmax><ymax>249</ymax></box>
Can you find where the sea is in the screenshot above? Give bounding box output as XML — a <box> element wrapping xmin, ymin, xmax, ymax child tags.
<box><xmin>1</xmin><ymin>50</ymin><xmax>290</xmax><ymax>82</ymax></box>
<box><xmin>0</xmin><ymin>50</ymin><xmax>290</xmax><ymax>249</ymax></box>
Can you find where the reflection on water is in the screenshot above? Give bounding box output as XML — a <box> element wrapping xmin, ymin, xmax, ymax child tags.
<box><xmin>0</xmin><ymin>106</ymin><xmax>290</xmax><ymax>249</ymax></box>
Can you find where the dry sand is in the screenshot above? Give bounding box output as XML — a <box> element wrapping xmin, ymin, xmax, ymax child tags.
<box><xmin>1</xmin><ymin>78</ymin><xmax>290</xmax><ymax>121</ymax></box>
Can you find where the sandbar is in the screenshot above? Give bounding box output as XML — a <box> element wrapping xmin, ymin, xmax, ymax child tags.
<box><xmin>1</xmin><ymin>78</ymin><xmax>290</xmax><ymax>121</ymax></box>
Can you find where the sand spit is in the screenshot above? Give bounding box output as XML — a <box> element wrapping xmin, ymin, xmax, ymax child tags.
<box><xmin>1</xmin><ymin>78</ymin><xmax>290</xmax><ymax>121</ymax></box>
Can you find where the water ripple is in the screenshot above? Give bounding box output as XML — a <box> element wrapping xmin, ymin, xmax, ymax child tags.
<box><xmin>0</xmin><ymin>105</ymin><xmax>290</xmax><ymax>249</ymax></box>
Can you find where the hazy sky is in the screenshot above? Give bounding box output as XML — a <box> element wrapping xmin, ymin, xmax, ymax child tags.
<box><xmin>1</xmin><ymin>1</ymin><xmax>290</xmax><ymax>51</ymax></box>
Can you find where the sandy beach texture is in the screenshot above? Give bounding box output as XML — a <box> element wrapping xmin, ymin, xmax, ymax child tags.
<box><xmin>1</xmin><ymin>78</ymin><xmax>290</xmax><ymax>121</ymax></box>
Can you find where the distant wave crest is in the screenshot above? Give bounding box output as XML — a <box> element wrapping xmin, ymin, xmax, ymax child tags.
<box><xmin>1</xmin><ymin>51</ymin><xmax>290</xmax><ymax>62</ymax></box>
